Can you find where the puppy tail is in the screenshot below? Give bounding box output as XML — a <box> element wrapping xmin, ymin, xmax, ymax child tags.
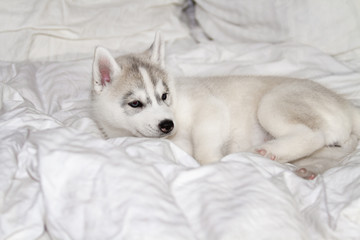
<box><xmin>352</xmin><ymin>106</ymin><xmax>360</xmax><ymax>138</ymax></box>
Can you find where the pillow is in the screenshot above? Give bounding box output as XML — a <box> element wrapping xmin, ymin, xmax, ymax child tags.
<box><xmin>0</xmin><ymin>0</ymin><xmax>190</xmax><ymax>61</ymax></box>
<box><xmin>195</xmin><ymin>0</ymin><xmax>360</xmax><ymax>55</ymax></box>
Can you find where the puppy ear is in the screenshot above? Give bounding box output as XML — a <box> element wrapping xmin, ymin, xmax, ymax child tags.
<box><xmin>92</xmin><ymin>47</ymin><xmax>121</xmax><ymax>94</ymax></box>
<box><xmin>149</xmin><ymin>32</ymin><xmax>165</xmax><ymax>68</ymax></box>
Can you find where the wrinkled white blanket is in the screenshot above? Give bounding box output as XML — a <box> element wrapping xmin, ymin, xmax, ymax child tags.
<box><xmin>1</xmin><ymin>40</ymin><xmax>360</xmax><ymax>240</ymax></box>
<box><xmin>1</xmin><ymin>1</ymin><xmax>360</xmax><ymax>240</ymax></box>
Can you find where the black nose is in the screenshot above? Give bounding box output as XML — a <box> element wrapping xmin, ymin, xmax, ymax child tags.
<box><xmin>159</xmin><ymin>119</ymin><xmax>174</xmax><ymax>134</ymax></box>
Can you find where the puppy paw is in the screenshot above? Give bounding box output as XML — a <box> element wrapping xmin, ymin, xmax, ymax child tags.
<box><xmin>295</xmin><ymin>168</ymin><xmax>317</xmax><ymax>180</ymax></box>
<box><xmin>255</xmin><ymin>149</ymin><xmax>277</xmax><ymax>161</ymax></box>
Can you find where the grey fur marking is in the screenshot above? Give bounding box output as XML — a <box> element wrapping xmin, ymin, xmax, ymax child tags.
<box><xmin>117</xmin><ymin>55</ymin><xmax>170</xmax><ymax>114</ymax></box>
<box><xmin>118</xmin><ymin>55</ymin><xmax>168</xmax><ymax>87</ymax></box>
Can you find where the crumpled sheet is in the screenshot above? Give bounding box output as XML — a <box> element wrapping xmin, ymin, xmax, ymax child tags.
<box><xmin>0</xmin><ymin>0</ymin><xmax>189</xmax><ymax>62</ymax></box>
<box><xmin>194</xmin><ymin>0</ymin><xmax>360</xmax><ymax>56</ymax></box>
<box><xmin>1</xmin><ymin>40</ymin><xmax>360</xmax><ymax>240</ymax></box>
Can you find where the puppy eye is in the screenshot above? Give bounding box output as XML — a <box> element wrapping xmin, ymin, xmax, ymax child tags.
<box><xmin>128</xmin><ymin>100</ymin><xmax>143</xmax><ymax>108</ymax></box>
<box><xmin>161</xmin><ymin>93</ymin><xmax>168</xmax><ymax>101</ymax></box>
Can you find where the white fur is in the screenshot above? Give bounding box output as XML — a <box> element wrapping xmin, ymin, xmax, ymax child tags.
<box><xmin>91</xmin><ymin>34</ymin><xmax>360</xmax><ymax>179</ymax></box>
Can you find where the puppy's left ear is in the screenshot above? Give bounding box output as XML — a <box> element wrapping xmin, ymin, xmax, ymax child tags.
<box><xmin>149</xmin><ymin>32</ymin><xmax>165</xmax><ymax>68</ymax></box>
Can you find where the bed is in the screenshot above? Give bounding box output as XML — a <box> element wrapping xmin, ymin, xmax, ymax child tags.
<box><xmin>1</xmin><ymin>0</ymin><xmax>360</xmax><ymax>239</ymax></box>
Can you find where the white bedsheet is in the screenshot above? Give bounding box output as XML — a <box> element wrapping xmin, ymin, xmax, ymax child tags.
<box><xmin>1</xmin><ymin>1</ymin><xmax>360</xmax><ymax>240</ymax></box>
<box><xmin>0</xmin><ymin>0</ymin><xmax>189</xmax><ymax>62</ymax></box>
<box><xmin>1</xmin><ymin>39</ymin><xmax>360</xmax><ymax>239</ymax></box>
<box><xmin>195</xmin><ymin>0</ymin><xmax>360</xmax><ymax>56</ymax></box>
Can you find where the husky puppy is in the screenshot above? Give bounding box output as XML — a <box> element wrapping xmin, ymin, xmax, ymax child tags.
<box><xmin>91</xmin><ymin>33</ymin><xmax>360</xmax><ymax>179</ymax></box>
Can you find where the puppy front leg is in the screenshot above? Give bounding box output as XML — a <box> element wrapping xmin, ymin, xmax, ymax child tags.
<box><xmin>193</xmin><ymin>135</ymin><xmax>224</xmax><ymax>165</ymax></box>
<box><xmin>192</xmin><ymin>119</ymin><xmax>228</xmax><ymax>165</ymax></box>
<box><xmin>170</xmin><ymin>126</ymin><xmax>223</xmax><ymax>164</ymax></box>
<box><xmin>169</xmin><ymin>130</ymin><xmax>194</xmax><ymax>157</ymax></box>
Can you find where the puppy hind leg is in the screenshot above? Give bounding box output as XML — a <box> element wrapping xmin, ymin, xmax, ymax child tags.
<box><xmin>292</xmin><ymin>134</ymin><xmax>359</xmax><ymax>179</ymax></box>
<box><xmin>293</xmin><ymin>157</ymin><xmax>339</xmax><ymax>180</ymax></box>
<box><xmin>255</xmin><ymin>125</ymin><xmax>326</xmax><ymax>163</ymax></box>
<box><xmin>256</xmin><ymin>89</ymin><xmax>327</xmax><ymax>163</ymax></box>
<box><xmin>312</xmin><ymin>134</ymin><xmax>358</xmax><ymax>159</ymax></box>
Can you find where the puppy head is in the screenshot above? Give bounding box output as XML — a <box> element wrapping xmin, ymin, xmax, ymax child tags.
<box><xmin>91</xmin><ymin>33</ymin><xmax>176</xmax><ymax>138</ymax></box>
